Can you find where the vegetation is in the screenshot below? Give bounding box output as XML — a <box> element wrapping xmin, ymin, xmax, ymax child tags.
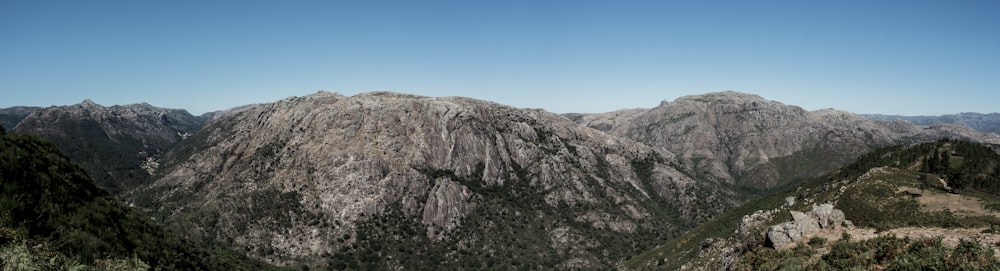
<box><xmin>626</xmin><ymin>139</ymin><xmax>1000</xmax><ymax>269</ymax></box>
<box><xmin>322</xmin><ymin>152</ymin><xmax>700</xmax><ymax>269</ymax></box>
<box><xmin>0</xmin><ymin>133</ymin><xmax>289</xmax><ymax>270</ymax></box>
<box><xmin>737</xmin><ymin>236</ymin><xmax>1000</xmax><ymax>270</ymax></box>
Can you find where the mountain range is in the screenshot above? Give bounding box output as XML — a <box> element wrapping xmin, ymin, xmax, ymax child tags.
<box><xmin>863</xmin><ymin>112</ymin><xmax>1000</xmax><ymax>134</ymax></box>
<box><xmin>2</xmin><ymin>91</ymin><xmax>999</xmax><ymax>270</ymax></box>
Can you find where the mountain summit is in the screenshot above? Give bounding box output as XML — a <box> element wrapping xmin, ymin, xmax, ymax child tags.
<box><xmin>569</xmin><ymin>91</ymin><xmax>1000</xmax><ymax>189</ymax></box>
<box><xmin>131</xmin><ymin>91</ymin><xmax>734</xmax><ymax>268</ymax></box>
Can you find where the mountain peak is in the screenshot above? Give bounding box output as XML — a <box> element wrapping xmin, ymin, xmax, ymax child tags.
<box><xmin>673</xmin><ymin>91</ymin><xmax>770</xmax><ymax>105</ymax></box>
<box><xmin>79</xmin><ymin>99</ymin><xmax>100</xmax><ymax>108</ymax></box>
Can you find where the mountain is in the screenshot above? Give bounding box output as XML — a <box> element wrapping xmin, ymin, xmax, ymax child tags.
<box><xmin>568</xmin><ymin>91</ymin><xmax>1000</xmax><ymax>191</ymax></box>
<box><xmin>12</xmin><ymin>99</ymin><xmax>204</xmax><ymax>194</ymax></box>
<box><xmin>0</xmin><ymin>106</ymin><xmax>40</xmax><ymax>131</ymax></box>
<box><xmin>129</xmin><ymin>91</ymin><xmax>735</xmax><ymax>269</ymax></box>
<box><xmin>0</xmin><ymin>131</ymin><xmax>286</xmax><ymax>270</ymax></box>
<box><xmin>627</xmin><ymin>139</ymin><xmax>1000</xmax><ymax>270</ymax></box>
<box><xmin>863</xmin><ymin>112</ymin><xmax>1000</xmax><ymax>134</ymax></box>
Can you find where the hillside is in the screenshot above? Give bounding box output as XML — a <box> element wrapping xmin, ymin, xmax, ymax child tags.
<box><xmin>569</xmin><ymin>91</ymin><xmax>1000</xmax><ymax>193</ymax></box>
<box><xmin>0</xmin><ymin>131</ymin><xmax>286</xmax><ymax>270</ymax></box>
<box><xmin>12</xmin><ymin>100</ymin><xmax>204</xmax><ymax>194</ymax></box>
<box><xmin>627</xmin><ymin>139</ymin><xmax>1000</xmax><ymax>270</ymax></box>
<box><xmin>128</xmin><ymin>91</ymin><xmax>736</xmax><ymax>269</ymax></box>
<box><xmin>864</xmin><ymin>112</ymin><xmax>1000</xmax><ymax>134</ymax></box>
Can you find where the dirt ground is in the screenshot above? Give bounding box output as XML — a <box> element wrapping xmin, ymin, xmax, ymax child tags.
<box><xmin>897</xmin><ymin>186</ymin><xmax>1000</xmax><ymax>218</ymax></box>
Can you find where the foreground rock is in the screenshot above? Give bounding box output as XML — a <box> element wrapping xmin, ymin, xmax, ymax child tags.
<box><xmin>766</xmin><ymin>204</ymin><xmax>849</xmax><ymax>248</ymax></box>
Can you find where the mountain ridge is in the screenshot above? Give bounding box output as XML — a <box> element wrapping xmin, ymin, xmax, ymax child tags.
<box><xmin>5</xmin><ymin>90</ymin><xmax>999</xmax><ymax>269</ymax></box>
<box><xmin>569</xmin><ymin>91</ymin><xmax>1000</xmax><ymax>190</ymax></box>
<box><xmin>130</xmin><ymin>91</ymin><xmax>734</xmax><ymax>268</ymax></box>
<box><xmin>11</xmin><ymin>100</ymin><xmax>203</xmax><ymax>194</ymax></box>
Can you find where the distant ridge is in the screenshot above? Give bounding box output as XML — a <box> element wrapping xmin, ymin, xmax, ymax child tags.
<box><xmin>863</xmin><ymin>112</ymin><xmax>1000</xmax><ymax>134</ymax></box>
<box><xmin>569</xmin><ymin>91</ymin><xmax>1000</xmax><ymax>190</ymax></box>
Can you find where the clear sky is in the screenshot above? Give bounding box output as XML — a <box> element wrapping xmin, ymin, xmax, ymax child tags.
<box><xmin>2</xmin><ymin>1</ymin><xmax>998</xmax><ymax>115</ymax></box>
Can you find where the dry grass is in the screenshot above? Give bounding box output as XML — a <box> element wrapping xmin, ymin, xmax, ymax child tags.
<box><xmin>896</xmin><ymin>186</ymin><xmax>1000</xmax><ymax>218</ymax></box>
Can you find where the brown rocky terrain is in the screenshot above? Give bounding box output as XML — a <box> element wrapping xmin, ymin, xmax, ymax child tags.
<box><xmin>130</xmin><ymin>91</ymin><xmax>735</xmax><ymax>268</ymax></box>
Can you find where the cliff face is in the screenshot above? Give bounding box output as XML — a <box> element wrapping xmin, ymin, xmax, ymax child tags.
<box><xmin>571</xmin><ymin>91</ymin><xmax>1000</xmax><ymax>189</ymax></box>
<box><xmin>13</xmin><ymin>100</ymin><xmax>203</xmax><ymax>193</ymax></box>
<box><xmin>132</xmin><ymin>91</ymin><xmax>734</xmax><ymax>268</ymax></box>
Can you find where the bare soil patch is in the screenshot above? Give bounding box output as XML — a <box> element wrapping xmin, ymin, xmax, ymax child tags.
<box><xmin>896</xmin><ymin>186</ymin><xmax>1000</xmax><ymax>218</ymax></box>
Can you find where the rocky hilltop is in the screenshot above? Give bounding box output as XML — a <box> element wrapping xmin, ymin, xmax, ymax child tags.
<box><xmin>13</xmin><ymin>100</ymin><xmax>203</xmax><ymax>193</ymax></box>
<box><xmin>569</xmin><ymin>91</ymin><xmax>1000</xmax><ymax>189</ymax></box>
<box><xmin>131</xmin><ymin>91</ymin><xmax>735</xmax><ymax>269</ymax></box>
<box><xmin>627</xmin><ymin>139</ymin><xmax>1000</xmax><ymax>270</ymax></box>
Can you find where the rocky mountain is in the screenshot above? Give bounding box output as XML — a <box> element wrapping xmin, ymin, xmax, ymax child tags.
<box><xmin>864</xmin><ymin>112</ymin><xmax>1000</xmax><ymax>134</ymax></box>
<box><xmin>128</xmin><ymin>91</ymin><xmax>736</xmax><ymax>269</ymax></box>
<box><xmin>0</xmin><ymin>131</ymin><xmax>286</xmax><ymax>270</ymax></box>
<box><xmin>12</xmin><ymin>100</ymin><xmax>203</xmax><ymax>194</ymax></box>
<box><xmin>568</xmin><ymin>91</ymin><xmax>1000</xmax><ymax>191</ymax></box>
<box><xmin>627</xmin><ymin>139</ymin><xmax>1000</xmax><ymax>270</ymax></box>
<box><xmin>0</xmin><ymin>106</ymin><xmax>40</xmax><ymax>131</ymax></box>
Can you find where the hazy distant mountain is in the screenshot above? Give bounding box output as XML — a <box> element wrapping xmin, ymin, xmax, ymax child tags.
<box><xmin>12</xmin><ymin>99</ymin><xmax>204</xmax><ymax>194</ymax></box>
<box><xmin>131</xmin><ymin>91</ymin><xmax>735</xmax><ymax>269</ymax></box>
<box><xmin>568</xmin><ymin>91</ymin><xmax>1000</xmax><ymax>191</ymax></box>
<box><xmin>0</xmin><ymin>106</ymin><xmax>40</xmax><ymax>130</ymax></box>
<box><xmin>863</xmin><ymin>112</ymin><xmax>1000</xmax><ymax>134</ymax></box>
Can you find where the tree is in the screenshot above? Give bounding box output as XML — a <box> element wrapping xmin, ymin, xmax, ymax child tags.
<box><xmin>941</xmin><ymin>150</ymin><xmax>951</xmax><ymax>170</ymax></box>
<box><xmin>927</xmin><ymin>150</ymin><xmax>940</xmax><ymax>173</ymax></box>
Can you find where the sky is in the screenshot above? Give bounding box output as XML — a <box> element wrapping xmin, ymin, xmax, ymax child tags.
<box><xmin>1</xmin><ymin>1</ymin><xmax>998</xmax><ymax>116</ymax></box>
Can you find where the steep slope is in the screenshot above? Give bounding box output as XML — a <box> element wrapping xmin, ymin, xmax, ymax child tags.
<box><xmin>12</xmin><ymin>100</ymin><xmax>203</xmax><ymax>194</ymax></box>
<box><xmin>130</xmin><ymin>91</ymin><xmax>734</xmax><ymax>269</ymax></box>
<box><xmin>0</xmin><ymin>106</ymin><xmax>39</xmax><ymax>131</ymax></box>
<box><xmin>627</xmin><ymin>139</ymin><xmax>1000</xmax><ymax>270</ymax></box>
<box><xmin>0</xmin><ymin>132</ymin><xmax>286</xmax><ymax>270</ymax></box>
<box><xmin>864</xmin><ymin>112</ymin><xmax>1000</xmax><ymax>134</ymax></box>
<box><xmin>571</xmin><ymin>91</ymin><xmax>1000</xmax><ymax>190</ymax></box>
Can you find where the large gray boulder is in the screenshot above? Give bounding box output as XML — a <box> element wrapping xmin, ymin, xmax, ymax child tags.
<box><xmin>767</xmin><ymin>204</ymin><xmax>848</xmax><ymax>248</ymax></box>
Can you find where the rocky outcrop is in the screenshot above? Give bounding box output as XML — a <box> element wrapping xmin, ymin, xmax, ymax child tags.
<box><xmin>571</xmin><ymin>91</ymin><xmax>1000</xmax><ymax>190</ymax></box>
<box><xmin>135</xmin><ymin>91</ymin><xmax>735</xmax><ymax>268</ymax></box>
<box><xmin>12</xmin><ymin>100</ymin><xmax>203</xmax><ymax>193</ymax></box>
<box><xmin>766</xmin><ymin>204</ymin><xmax>848</xmax><ymax>248</ymax></box>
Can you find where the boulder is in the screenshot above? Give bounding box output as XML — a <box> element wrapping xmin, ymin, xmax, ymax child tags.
<box><xmin>766</xmin><ymin>204</ymin><xmax>848</xmax><ymax>248</ymax></box>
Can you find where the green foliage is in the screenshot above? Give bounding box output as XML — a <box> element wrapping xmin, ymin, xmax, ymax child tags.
<box><xmin>627</xmin><ymin>139</ymin><xmax>1000</xmax><ymax>270</ymax></box>
<box><xmin>807</xmin><ymin>236</ymin><xmax>826</xmax><ymax>247</ymax></box>
<box><xmin>737</xmin><ymin>235</ymin><xmax>1000</xmax><ymax>271</ymax></box>
<box><xmin>0</xmin><ymin>133</ymin><xmax>290</xmax><ymax>270</ymax></box>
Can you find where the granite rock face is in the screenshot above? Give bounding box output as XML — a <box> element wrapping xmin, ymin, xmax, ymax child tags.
<box><xmin>571</xmin><ymin>91</ymin><xmax>1000</xmax><ymax>189</ymax></box>
<box><xmin>134</xmin><ymin>91</ymin><xmax>734</xmax><ymax>268</ymax></box>
<box><xmin>766</xmin><ymin>204</ymin><xmax>848</xmax><ymax>248</ymax></box>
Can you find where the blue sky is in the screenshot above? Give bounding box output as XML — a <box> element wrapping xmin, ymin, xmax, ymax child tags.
<box><xmin>2</xmin><ymin>1</ymin><xmax>998</xmax><ymax>115</ymax></box>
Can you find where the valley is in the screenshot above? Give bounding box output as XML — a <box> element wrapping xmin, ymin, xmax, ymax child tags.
<box><xmin>3</xmin><ymin>91</ymin><xmax>1000</xmax><ymax>270</ymax></box>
